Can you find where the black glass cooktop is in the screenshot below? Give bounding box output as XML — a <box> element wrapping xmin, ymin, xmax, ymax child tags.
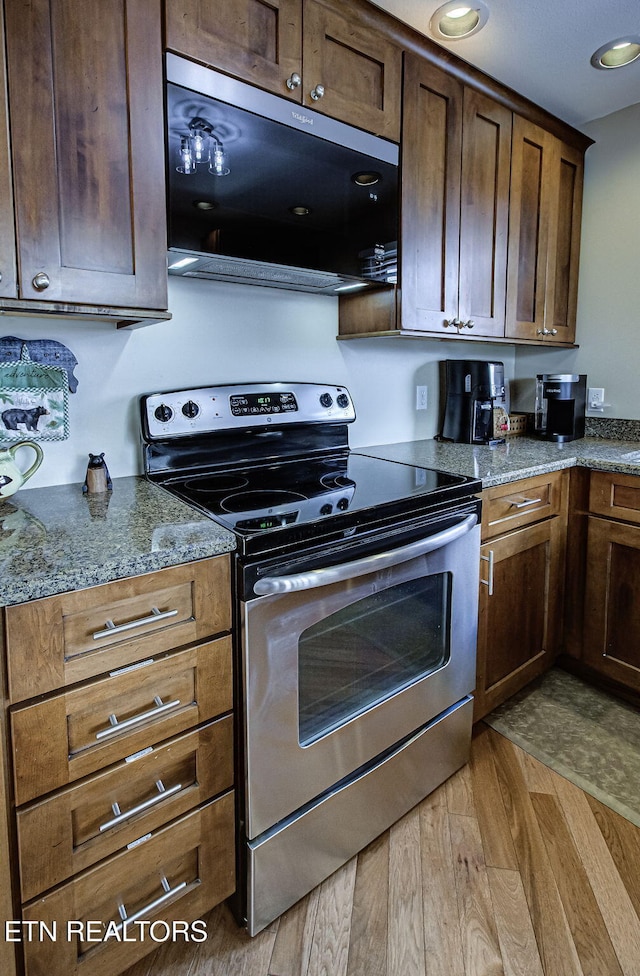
<box><xmin>157</xmin><ymin>451</ymin><xmax>480</xmax><ymax>554</ymax></box>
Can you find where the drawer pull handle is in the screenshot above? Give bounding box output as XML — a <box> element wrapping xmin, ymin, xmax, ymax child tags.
<box><xmin>509</xmin><ymin>496</ymin><xmax>543</xmax><ymax>509</ymax></box>
<box><xmin>117</xmin><ymin>876</ymin><xmax>188</xmax><ymax>931</ymax></box>
<box><xmin>480</xmin><ymin>550</ymin><xmax>494</xmax><ymax>596</ymax></box>
<box><xmin>92</xmin><ymin>606</ymin><xmax>179</xmax><ymax>640</ymax></box>
<box><xmin>96</xmin><ymin>696</ymin><xmax>182</xmax><ymax>740</ymax></box>
<box><xmin>99</xmin><ymin>779</ymin><xmax>184</xmax><ymax>832</ymax></box>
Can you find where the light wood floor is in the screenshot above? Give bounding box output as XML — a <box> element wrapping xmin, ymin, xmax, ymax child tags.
<box><xmin>124</xmin><ymin>724</ymin><xmax>640</xmax><ymax>976</ymax></box>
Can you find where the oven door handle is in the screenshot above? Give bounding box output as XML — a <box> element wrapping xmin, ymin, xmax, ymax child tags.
<box><xmin>253</xmin><ymin>513</ymin><xmax>478</xmax><ymax>595</ymax></box>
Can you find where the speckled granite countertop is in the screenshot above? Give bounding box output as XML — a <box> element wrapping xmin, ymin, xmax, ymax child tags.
<box><xmin>4</xmin><ymin>435</ymin><xmax>640</xmax><ymax>607</ymax></box>
<box><xmin>0</xmin><ymin>477</ymin><xmax>236</xmax><ymax>607</ymax></box>
<box><xmin>358</xmin><ymin>435</ymin><xmax>640</xmax><ymax>488</ymax></box>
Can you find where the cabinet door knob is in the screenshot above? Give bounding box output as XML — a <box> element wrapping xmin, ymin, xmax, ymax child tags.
<box><xmin>286</xmin><ymin>72</ymin><xmax>302</xmax><ymax>90</ymax></box>
<box><xmin>32</xmin><ymin>272</ymin><xmax>50</xmax><ymax>291</ymax></box>
<box><xmin>310</xmin><ymin>84</ymin><xmax>325</xmax><ymax>100</ymax></box>
<box><xmin>465</xmin><ymin>319</ymin><xmax>475</xmax><ymax>329</ymax></box>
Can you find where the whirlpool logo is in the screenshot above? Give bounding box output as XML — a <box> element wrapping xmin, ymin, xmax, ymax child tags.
<box><xmin>292</xmin><ymin>111</ymin><xmax>314</xmax><ymax>125</ymax></box>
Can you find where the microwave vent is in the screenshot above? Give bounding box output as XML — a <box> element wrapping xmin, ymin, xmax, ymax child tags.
<box><xmin>169</xmin><ymin>249</ymin><xmax>376</xmax><ymax>295</ymax></box>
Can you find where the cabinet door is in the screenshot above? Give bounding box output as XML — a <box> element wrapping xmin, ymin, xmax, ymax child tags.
<box><xmin>546</xmin><ymin>139</ymin><xmax>583</xmax><ymax>343</ymax></box>
<box><xmin>506</xmin><ymin>117</ymin><xmax>554</xmax><ymax>340</ymax></box>
<box><xmin>302</xmin><ymin>0</ymin><xmax>401</xmax><ymax>140</ymax></box>
<box><xmin>4</xmin><ymin>0</ymin><xmax>167</xmax><ymax>309</ymax></box>
<box><xmin>474</xmin><ymin>517</ymin><xmax>564</xmax><ymax>720</ymax></box>
<box><xmin>583</xmin><ymin>516</ymin><xmax>640</xmax><ymax>692</ymax></box>
<box><xmin>165</xmin><ymin>0</ymin><xmax>303</xmax><ymax>100</ymax></box>
<box><xmin>458</xmin><ymin>88</ymin><xmax>511</xmax><ymax>337</ymax></box>
<box><xmin>0</xmin><ymin>1</ymin><xmax>16</xmax><ymax>298</ymax></box>
<box><xmin>400</xmin><ymin>55</ymin><xmax>462</xmax><ymax>333</ymax></box>
<box><xmin>506</xmin><ymin>117</ymin><xmax>583</xmax><ymax>344</ymax></box>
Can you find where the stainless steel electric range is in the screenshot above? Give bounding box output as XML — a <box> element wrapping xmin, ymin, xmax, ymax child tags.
<box><xmin>141</xmin><ymin>382</ymin><xmax>481</xmax><ymax>935</ymax></box>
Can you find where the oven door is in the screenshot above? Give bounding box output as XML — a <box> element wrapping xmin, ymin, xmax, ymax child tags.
<box><xmin>241</xmin><ymin>506</ymin><xmax>480</xmax><ymax>841</ymax></box>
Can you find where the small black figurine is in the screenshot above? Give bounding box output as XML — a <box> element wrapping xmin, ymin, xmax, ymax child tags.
<box><xmin>83</xmin><ymin>453</ymin><xmax>113</xmax><ymax>494</ymax></box>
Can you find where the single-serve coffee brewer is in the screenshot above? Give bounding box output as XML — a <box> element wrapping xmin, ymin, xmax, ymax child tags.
<box><xmin>535</xmin><ymin>374</ymin><xmax>587</xmax><ymax>442</ymax></box>
<box><xmin>439</xmin><ymin>359</ymin><xmax>506</xmax><ymax>445</ymax></box>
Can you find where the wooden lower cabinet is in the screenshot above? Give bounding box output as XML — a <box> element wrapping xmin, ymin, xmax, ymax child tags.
<box><xmin>21</xmin><ymin>793</ymin><xmax>235</xmax><ymax>976</ymax></box>
<box><xmin>474</xmin><ymin>472</ymin><xmax>568</xmax><ymax>720</ymax></box>
<box><xmin>583</xmin><ymin>513</ymin><xmax>640</xmax><ymax>693</ymax></box>
<box><xmin>3</xmin><ymin>555</ymin><xmax>236</xmax><ymax>976</ymax></box>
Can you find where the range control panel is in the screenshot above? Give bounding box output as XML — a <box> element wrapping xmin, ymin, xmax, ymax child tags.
<box><xmin>142</xmin><ymin>382</ymin><xmax>355</xmax><ymax>439</ymax></box>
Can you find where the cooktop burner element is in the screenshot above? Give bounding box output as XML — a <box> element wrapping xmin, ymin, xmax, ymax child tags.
<box><xmin>140</xmin><ymin>382</ymin><xmax>481</xmax><ymax>556</ymax></box>
<box><xmin>183</xmin><ymin>474</ymin><xmax>249</xmax><ymax>493</ymax></box>
<box><xmin>319</xmin><ymin>472</ymin><xmax>356</xmax><ymax>490</ymax></box>
<box><xmin>221</xmin><ymin>490</ymin><xmax>307</xmax><ymax>512</ymax></box>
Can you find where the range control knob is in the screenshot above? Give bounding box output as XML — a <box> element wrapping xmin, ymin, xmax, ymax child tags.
<box><xmin>319</xmin><ymin>393</ymin><xmax>333</xmax><ymax>408</ymax></box>
<box><xmin>182</xmin><ymin>400</ymin><xmax>199</xmax><ymax>419</ymax></box>
<box><xmin>320</xmin><ymin>503</ymin><xmax>333</xmax><ymax>515</ymax></box>
<box><xmin>337</xmin><ymin>497</ymin><xmax>350</xmax><ymax>511</ymax></box>
<box><xmin>336</xmin><ymin>393</ymin><xmax>350</xmax><ymax>409</ymax></box>
<box><xmin>154</xmin><ymin>403</ymin><xmax>173</xmax><ymax>423</ymax></box>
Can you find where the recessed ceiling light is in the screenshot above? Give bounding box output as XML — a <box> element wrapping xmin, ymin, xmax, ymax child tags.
<box><xmin>192</xmin><ymin>200</ymin><xmax>217</xmax><ymax>210</ymax></box>
<box><xmin>289</xmin><ymin>206</ymin><xmax>312</xmax><ymax>216</ymax></box>
<box><xmin>429</xmin><ymin>1</ymin><xmax>489</xmax><ymax>40</ymax></box>
<box><xmin>591</xmin><ymin>36</ymin><xmax>640</xmax><ymax>69</ymax></box>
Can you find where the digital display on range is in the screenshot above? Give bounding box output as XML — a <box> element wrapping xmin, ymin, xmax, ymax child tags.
<box><xmin>229</xmin><ymin>392</ymin><xmax>298</xmax><ymax>416</ymax></box>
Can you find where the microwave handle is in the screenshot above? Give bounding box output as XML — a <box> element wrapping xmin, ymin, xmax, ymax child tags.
<box><xmin>253</xmin><ymin>513</ymin><xmax>478</xmax><ymax>595</ymax></box>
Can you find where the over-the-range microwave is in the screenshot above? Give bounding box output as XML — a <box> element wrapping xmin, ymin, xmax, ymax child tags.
<box><xmin>165</xmin><ymin>54</ymin><xmax>399</xmax><ymax>295</ymax></box>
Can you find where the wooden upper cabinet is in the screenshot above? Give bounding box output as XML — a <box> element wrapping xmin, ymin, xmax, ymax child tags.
<box><xmin>165</xmin><ymin>0</ymin><xmax>303</xmax><ymax>100</ymax></box>
<box><xmin>4</xmin><ymin>0</ymin><xmax>168</xmax><ymax>310</ymax></box>
<box><xmin>458</xmin><ymin>88</ymin><xmax>511</xmax><ymax>336</ymax></box>
<box><xmin>400</xmin><ymin>55</ymin><xmax>511</xmax><ymax>337</ymax></box>
<box><xmin>0</xmin><ymin>2</ymin><xmax>16</xmax><ymax>300</ymax></box>
<box><xmin>506</xmin><ymin>116</ymin><xmax>583</xmax><ymax>344</ymax></box>
<box><xmin>400</xmin><ymin>55</ymin><xmax>461</xmax><ymax>334</ymax></box>
<box><xmin>165</xmin><ymin>0</ymin><xmax>401</xmax><ymax>140</ymax></box>
<box><xmin>301</xmin><ymin>0</ymin><xmax>401</xmax><ymax>140</ymax></box>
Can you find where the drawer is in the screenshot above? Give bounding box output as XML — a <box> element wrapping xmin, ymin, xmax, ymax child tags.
<box><xmin>481</xmin><ymin>470</ymin><xmax>567</xmax><ymax>540</ymax></box>
<box><xmin>5</xmin><ymin>555</ymin><xmax>231</xmax><ymax>703</ymax></box>
<box><xmin>21</xmin><ymin>792</ymin><xmax>235</xmax><ymax>976</ymax></box>
<box><xmin>589</xmin><ymin>469</ymin><xmax>640</xmax><ymax>524</ymax></box>
<box><xmin>11</xmin><ymin>636</ymin><xmax>232</xmax><ymax>805</ymax></box>
<box><xmin>16</xmin><ymin>715</ymin><xmax>233</xmax><ymax>902</ymax></box>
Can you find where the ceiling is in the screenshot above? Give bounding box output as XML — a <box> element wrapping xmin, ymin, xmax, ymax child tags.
<box><xmin>370</xmin><ymin>0</ymin><xmax>640</xmax><ymax>130</ymax></box>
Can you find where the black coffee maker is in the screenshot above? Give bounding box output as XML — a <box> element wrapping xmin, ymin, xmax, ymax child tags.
<box><xmin>439</xmin><ymin>359</ymin><xmax>506</xmax><ymax>445</ymax></box>
<box><xmin>535</xmin><ymin>374</ymin><xmax>587</xmax><ymax>442</ymax></box>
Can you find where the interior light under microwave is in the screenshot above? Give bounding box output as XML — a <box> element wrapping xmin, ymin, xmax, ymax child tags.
<box><xmin>168</xmin><ymin>256</ymin><xmax>200</xmax><ymax>270</ymax></box>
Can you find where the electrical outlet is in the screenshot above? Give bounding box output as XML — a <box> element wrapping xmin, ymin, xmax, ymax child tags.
<box><xmin>416</xmin><ymin>385</ymin><xmax>428</xmax><ymax>410</ymax></box>
<box><xmin>588</xmin><ymin>387</ymin><xmax>605</xmax><ymax>410</ymax></box>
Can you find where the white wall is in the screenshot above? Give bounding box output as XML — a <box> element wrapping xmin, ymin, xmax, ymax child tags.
<box><xmin>9</xmin><ymin>275</ymin><xmax>515</xmax><ymax>489</ymax></box>
<box><xmin>513</xmin><ymin>102</ymin><xmax>640</xmax><ymax>414</ymax></box>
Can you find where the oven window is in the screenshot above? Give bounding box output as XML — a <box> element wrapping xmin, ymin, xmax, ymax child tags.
<box><xmin>298</xmin><ymin>573</ymin><xmax>452</xmax><ymax>745</ymax></box>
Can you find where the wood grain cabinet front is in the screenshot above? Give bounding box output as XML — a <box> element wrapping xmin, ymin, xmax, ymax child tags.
<box><xmin>400</xmin><ymin>56</ymin><xmax>512</xmax><ymax>339</ymax></box>
<box><xmin>11</xmin><ymin>636</ymin><xmax>232</xmax><ymax>806</ymax></box>
<box><xmin>579</xmin><ymin>471</ymin><xmax>640</xmax><ymax>694</ymax></box>
<box><xmin>21</xmin><ymin>794</ymin><xmax>235</xmax><ymax>976</ymax></box>
<box><xmin>474</xmin><ymin>471</ymin><xmax>568</xmax><ymax>720</ymax></box>
<box><xmin>165</xmin><ymin>0</ymin><xmax>402</xmax><ymax>139</ymax></box>
<box><xmin>5</xmin><ymin>556</ymin><xmax>231</xmax><ymax>702</ymax></box>
<box><xmin>1</xmin><ymin>0</ymin><xmax>168</xmax><ymax>321</ymax></box>
<box><xmin>3</xmin><ymin>555</ymin><xmax>236</xmax><ymax>976</ymax></box>
<box><xmin>506</xmin><ymin>116</ymin><xmax>583</xmax><ymax>345</ymax></box>
<box><xmin>16</xmin><ymin>716</ymin><xmax>233</xmax><ymax>902</ymax></box>
<box><xmin>339</xmin><ymin>54</ymin><xmax>513</xmax><ymax>341</ymax></box>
